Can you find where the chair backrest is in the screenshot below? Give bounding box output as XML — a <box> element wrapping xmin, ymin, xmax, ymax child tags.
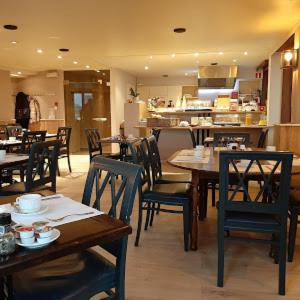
<box><xmin>85</xmin><ymin>128</ymin><xmax>102</xmax><ymax>161</ymax></box>
<box><xmin>146</xmin><ymin>135</ymin><xmax>163</xmax><ymax>183</ymax></box>
<box><xmin>25</xmin><ymin>140</ymin><xmax>60</xmax><ymax>192</ymax></box>
<box><xmin>213</xmin><ymin>132</ymin><xmax>250</xmax><ymax>147</ymax></box>
<box><xmin>56</xmin><ymin>127</ymin><xmax>72</xmax><ymax>150</ymax></box>
<box><xmin>82</xmin><ymin>156</ymin><xmax>142</xmax><ymax>224</ymax></box>
<box><xmin>21</xmin><ymin>130</ymin><xmax>47</xmax><ymax>154</ymax></box>
<box><xmin>257</xmin><ymin>128</ymin><xmax>269</xmax><ymax>148</ymax></box>
<box><xmin>219</xmin><ymin>151</ymin><xmax>293</xmax><ymax>218</ymax></box>
<box><xmin>6</xmin><ymin>125</ymin><xmax>23</xmax><ymax>139</ymax></box>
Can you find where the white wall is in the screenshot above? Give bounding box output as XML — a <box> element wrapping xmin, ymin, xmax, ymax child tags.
<box><xmin>110</xmin><ymin>68</ymin><xmax>136</xmax><ymax>136</ymax></box>
<box><xmin>0</xmin><ymin>70</ymin><xmax>14</xmax><ymax>122</ymax></box>
<box><xmin>267</xmin><ymin>52</ymin><xmax>282</xmax><ymax>144</ymax></box>
<box><xmin>14</xmin><ymin>71</ymin><xmax>65</xmax><ymax>119</ymax></box>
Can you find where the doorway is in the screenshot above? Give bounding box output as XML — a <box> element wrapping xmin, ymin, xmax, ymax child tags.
<box><xmin>64</xmin><ymin>71</ymin><xmax>111</xmax><ymax>153</ymax></box>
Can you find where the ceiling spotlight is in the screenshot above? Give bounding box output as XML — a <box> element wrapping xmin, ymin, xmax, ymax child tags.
<box><xmin>218</xmin><ymin>51</ymin><xmax>224</xmax><ymax>55</ymax></box>
<box><xmin>233</xmin><ymin>59</ymin><xmax>237</xmax><ymax>63</ymax></box>
<box><xmin>102</xmin><ymin>73</ymin><xmax>106</xmax><ymax>76</ymax></box>
<box><xmin>36</xmin><ymin>49</ymin><xmax>43</xmax><ymax>54</ymax></box>
<box><xmin>145</xmin><ymin>66</ymin><xmax>149</xmax><ymax>70</ymax></box>
<box><xmin>3</xmin><ymin>24</ymin><xmax>18</xmax><ymax>30</ymax></box>
<box><xmin>185</xmin><ymin>72</ymin><xmax>188</xmax><ymax>76</ymax></box>
<box><xmin>173</xmin><ymin>27</ymin><xmax>186</xmax><ymax>33</ymax></box>
<box><xmin>194</xmin><ymin>52</ymin><xmax>199</xmax><ymax>57</ymax></box>
<box><xmin>59</xmin><ymin>48</ymin><xmax>69</xmax><ymax>52</ymax></box>
<box><xmin>96</xmin><ymin>70</ymin><xmax>100</xmax><ymax>73</ymax></box>
<box><xmin>57</xmin><ymin>55</ymin><xmax>62</xmax><ymax>59</ymax></box>
<box><xmin>85</xmin><ymin>65</ymin><xmax>90</xmax><ymax>69</ymax></box>
<box><xmin>171</xmin><ymin>53</ymin><xmax>176</xmax><ymax>58</ymax></box>
<box><xmin>244</xmin><ymin>51</ymin><xmax>248</xmax><ymax>55</ymax></box>
<box><xmin>11</xmin><ymin>41</ymin><xmax>17</xmax><ymax>44</ymax></box>
<box><xmin>73</xmin><ymin>61</ymin><xmax>78</xmax><ymax>64</ymax></box>
<box><xmin>149</xmin><ymin>55</ymin><xmax>153</xmax><ymax>59</ymax></box>
<box><xmin>17</xmin><ymin>71</ymin><xmax>22</xmax><ymax>75</ymax></box>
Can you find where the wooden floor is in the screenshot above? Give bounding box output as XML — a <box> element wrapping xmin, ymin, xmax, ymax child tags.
<box><xmin>56</xmin><ymin>154</ymin><xmax>300</xmax><ymax>300</ymax></box>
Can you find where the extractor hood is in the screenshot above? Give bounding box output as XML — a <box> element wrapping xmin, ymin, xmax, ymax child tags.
<box><xmin>198</xmin><ymin>65</ymin><xmax>238</xmax><ymax>89</ymax></box>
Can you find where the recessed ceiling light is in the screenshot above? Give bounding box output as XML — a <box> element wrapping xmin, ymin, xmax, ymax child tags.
<box><xmin>194</xmin><ymin>52</ymin><xmax>199</xmax><ymax>57</ymax></box>
<box><xmin>57</xmin><ymin>55</ymin><xmax>62</xmax><ymax>59</ymax></box>
<box><xmin>149</xmin><ymin>55</ymin><xmax>153</xmax><ymax>59</ymax></box>
<box><xmin>11</xmin><ymin>41</ymin><xmax>17</xmax><ymax>44</ymax></box>
<box><xmin>244</xmin><ymin>51</ymin><xmax>248</xmax><ymax>55</ymax></box>
<box><xmin>102</xmin><ymin>72</ymin><xmax>106</xmax><ymax>76</ymax></box>
<box><xmin>96</xmin><ymin>70</ymin><xmax>100</xmax><ymax>73</ymax></box>
<box><xmin>17</xmin><ymin>71</ymin><xmax>22</xmax><ymax>75</ymax></box>
<box><xmin>36</xmin><ymin>49</ymin><xmax>43</xmax><ymax>54</ymax></box>
<box><xmin>145</xmin><ymin>66</ymin><xmax>149</xmax><ymax>70</ymax></box>
<box><xmin>218</xmin><ymin>51</ymin><xmax>224</xmax><ymax>55</ymax></box>
<box><xmin>3</xmin><ymin>24</ymin><xmax>18</xmax><ymax>30</ymax></box>
<box><xmin>173</xmin><ymin>27</ymin><xmax>186</xmax><ymax>33</ymax></box>
<box><xmin>73</xmin><ymin>61</ymin><xmax>78</xmax><ymax>64</ymax></box>
<box><xmin>233</xmin><ymin>59</ymin><xmax>237</xmax><ymax>62</ymax></box>
<box><xmin>171</xmin><ymin>53</ymin><xmax>176</xmax><ymax>58</ymax></box>
<box><xmin>59</xmin><ymin>48</ymin><xmax>69</xmax><ymax>52</ymax></box>
<box><xmin>85</xmin><ymin>65</ymin><xmax>90</xmax><ymax>69</ymax></box>
<box><xmin>185</xmin><ymin>72</ymin><xmax>188</xmax><ymax>76</ymax></box>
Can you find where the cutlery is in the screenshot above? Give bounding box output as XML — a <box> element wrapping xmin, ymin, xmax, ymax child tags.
<box><xmin>46</xmin><ymin>212</ymin><xmax>94</xmax><ymax>222</ymax></box>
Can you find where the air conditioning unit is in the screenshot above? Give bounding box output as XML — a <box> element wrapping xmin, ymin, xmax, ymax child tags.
<box><xmin>46</xmin><ymin>71</ymin><xmax>58</xmax><ymax>78</ymax></box>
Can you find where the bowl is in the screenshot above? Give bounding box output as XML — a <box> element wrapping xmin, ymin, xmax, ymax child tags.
<box><xmin>20</xmin><ymin>236</ymin><xmax>35</xmax><ymax>245</ymax></box>
<box><xmin>16</xmin><ymin>226</ymin><xmax>34</xmax><ymax>238</ymax></box>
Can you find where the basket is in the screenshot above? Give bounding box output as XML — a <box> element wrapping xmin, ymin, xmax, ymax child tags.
<box><xmin>146</xmin><ymin>117</ymin><xmax>180</xmax><ymax>127</ymax></box>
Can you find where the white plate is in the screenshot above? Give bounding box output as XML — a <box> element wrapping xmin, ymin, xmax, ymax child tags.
<box><xmin>16</xmin><ymin>228</ymin><xmax>60</xmax><ymax>249</ymax></box>
<box><xmin>12</xmin><ymin>204</ymin><xmax>48</xmax><ymax>216</ymax></box>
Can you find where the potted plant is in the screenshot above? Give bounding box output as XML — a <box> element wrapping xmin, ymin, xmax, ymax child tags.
<box><xmin>129</xmin><ymin>87</ymin><xmax>140</xmax><ymax>103</ymax></box>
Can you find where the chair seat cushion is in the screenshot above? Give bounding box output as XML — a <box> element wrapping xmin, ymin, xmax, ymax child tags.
<box><xmin>157</xmin><ymin>172</ymin><xmax>191</xmax><ymax>184</ymax></box>
<box><xmin>224</xmin><ymin>211</ymin><xmax>280</xmax><ymax>231</ymax></box>
<box><xmin>13</xmin><ymin>250</ymin><xmax>116</xmax><ymax>300</ymax></box>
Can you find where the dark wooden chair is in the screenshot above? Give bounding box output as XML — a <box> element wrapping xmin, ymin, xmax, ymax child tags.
<box><xmin>56</xmin><ymin>126</ymin><xmax>72</xmax><ymax>175</ymax></box>
<box><xmin>129</xmin><ymin>139</ymin><xmax>191</xmax><ymax>251</ymax></box>
<box><xmin>146</xmin><ymin>135</ymin><xmax>191</xmax><ymax>184</ymax></box>
<box><xmin>257</xmin><ymin>128</ymin><xmax>269</xmax><ymax>148</ymax></box>
<box><xmin>0</xmin><ymin>140</ymin><xmax>60</xmax><ymax>196</ymax></box>
<box><xmin>84</xmin><ymin>128</ymin><xmax>120</xmax><ymax>162</ymax></box>
<box><xmin>20</xmin><ymin>130</ymin><xmax>47</xmax><ymax>154</ymax></box>
<box><xmin>12</xmin><ymin>156</ymin><xmax>142</xmax><ymax>300</ymax></box>
<box><xmin>217</xmin><ymin>151</ymin><xmax>293</xmax><ymax>295</ymax></box>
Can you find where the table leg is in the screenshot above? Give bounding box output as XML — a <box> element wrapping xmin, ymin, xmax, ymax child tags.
<box><xmin>0</xmin><ymin>275</ymin><xmax>13</xmax><ymax>300</ymax></box>
<box><xmin>190</xmin><ymin>171</ymin><xmax>200</xmax><ymax>250</ymax></box>
<box><xmin>198</xmin><ymin>177</ymin><xmax>208</xmax><ymax>220</ymax></box>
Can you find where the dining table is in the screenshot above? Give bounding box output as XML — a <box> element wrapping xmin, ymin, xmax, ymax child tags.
<box><xmin>0</xmin><ymin>154</ymin><xmax>29</xmax><ymax>172</ymax></box>
<box><xmin>0</xmin><ymin>192</ymin><xmax>132</xmax><ymax>299</ymax></box>
<box><xmin>168</xmin><ymin>147</ymin><xmax>300</xmax><ymax>251</ymax></box>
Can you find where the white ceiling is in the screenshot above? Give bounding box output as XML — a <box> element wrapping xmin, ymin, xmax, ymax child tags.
<box><xmin>0</xmin><ymin>0</ymin><xmax>299</xmax><ymax>77</ymax></box>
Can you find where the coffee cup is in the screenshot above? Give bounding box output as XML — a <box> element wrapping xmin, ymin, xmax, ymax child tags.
<box><xmin>240</xmin><ymin>144</ymin><xmax>246</xmax><ymax>151</ymax></box>
<box><xmin>16</xmin><ymin>194</ymin><xmax>42</xmax><ymax>213</ymax></box>
<box><xmin>0</xmin><ymin>150</ymin><xmax>6</xmax><ymax>161</ymax></box>
<box><xmin>266</xmin><ymin>146</ymin><xmax>276</xmax><ymax>151</ymax></box>
<box><xmin>227</xmin><ymin>142</ymin><xmax>238</xmax><ymax>150</ymax></box>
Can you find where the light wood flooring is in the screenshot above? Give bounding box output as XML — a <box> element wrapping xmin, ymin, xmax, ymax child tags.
<box><xmin>56</xmin><ymin>154</ymin><xmax>300</xmax><ymax>300</ymax></box>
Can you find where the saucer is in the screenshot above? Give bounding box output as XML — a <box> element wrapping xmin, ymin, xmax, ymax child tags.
<box><xmin>12</xmin><ymin>204</ymin><xmax>48</xmax><ymax>216</ymax></box>
<box><xmin>16</xmin><ymin>228</ymin><xmax>60</xmax><ymax>249</ymax></box>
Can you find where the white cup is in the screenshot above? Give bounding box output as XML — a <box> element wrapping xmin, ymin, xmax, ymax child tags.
<box><xmin>227</xmin><ymin>142</ymin><xmax>238</xmax><ymax>150</ymax></box>
<box><xmin>16</xmin><ymin>194</ymin><xmax>42</xmax><ymax>213</ymax></box>
<box><xmin>0</xmin><ymin>150</ymin><xmax>6</xmax><ymax>161</ymax></box>
<box><xmin>266</xmin><ymin>145</ymin><xmax>276</xmax><ymax>151</ymax></box>
<box><xmin>9</xmin><ymin>136</ymin><xmax>16</xmax><ymax>141</ymax></box>
<box><xmin>240</xmin><ymin>144</ymin><xmax>246</xmax><ymax>151</ymax></box>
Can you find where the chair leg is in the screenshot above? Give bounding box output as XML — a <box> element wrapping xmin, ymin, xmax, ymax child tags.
<box><xmin>144</xmin><ymin>203</ymin><xmax>151</xmax><ymax>230</ymax></box>
<box><xmin>183</xmin><ymin>202</ymin><xmax>190</xmax><ymax>251</ymax></box>
<box><xmin>57</xmin><ymin>161</ymin><xmax>61</xmax><ymax>176</ymax></box>
<box><xmin>278</xmin><ymin>225</ymin><xmax>287</xmax><ymax>295</ymax></box>
<box><xmin>212</xmin><ymin>183</ymin><xmax>216</xmax><ymax>207</ymax></box>
<box><xmin>288</xmin><ymin>210</ymin><xmax>298</xmax><ymax>262</ymax></box>
<box><xmin>156</xmin><ymin>203</ymin><xmax>160</xmax><ymax>215</ymax></box>
<box><xmin>217</xmin><ymin>216</ymin><xmax>225</xmax><ymax>287</ymax></box>
<box><xmin>149</xmin><ymin>203</ymin><xmax>156</xmax><ymax>227</ymax></box>
<box><xmin>135</xmin><ymin>195</ymin><xmax>143</xmax><ymax>247</ymax></box>
<box><xmin>67</xmin><ymin>154</ymin><xmax>72</xmax><ymax>173</ymax></box>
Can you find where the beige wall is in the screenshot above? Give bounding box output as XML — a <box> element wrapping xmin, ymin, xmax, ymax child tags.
<box><xmin>14</xmin><ymin>71</ymin><xmax>65</xmax><ymax>120</ymax></box>
<box><xmin>0</xmin><ymin>70</ymin><xmax>14</xmax><ymax>122</ymax></box>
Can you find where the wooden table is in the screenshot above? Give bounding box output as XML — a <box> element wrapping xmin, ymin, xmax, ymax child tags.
<box><xmin>0</xmin><ymin>154</ymin><xmax>29</xmax><ymax>171</ymax></box>
<box><xmin>168</xmin><ymin>148</ymin><xmax>300</xmax><ymax>251</ymax></box>
<box><xmin>0</xmin><ymin>194</ymin><xmax>132</xmax><ymax>298</ymax></box>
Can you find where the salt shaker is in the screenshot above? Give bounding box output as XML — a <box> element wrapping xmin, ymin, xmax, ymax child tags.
<box><xmin>0</xmin><ymin>213</ymin><xmax>15</xmax><ymax>255</ymax></box>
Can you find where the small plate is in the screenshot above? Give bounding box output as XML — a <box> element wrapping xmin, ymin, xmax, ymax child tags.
<box><xmin>12</xmin><ymin>204</ymin><xmax>48</xmax><ymax>216</ymax></box>
<box><xmin>16</xmin><ymin>228</ymin><xmax>60</xmax><ymax>249</ymax></box>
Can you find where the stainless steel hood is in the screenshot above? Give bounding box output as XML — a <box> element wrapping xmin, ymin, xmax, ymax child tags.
<box><xmin>198</xmin><ymin>65</ymin><xmax>237</xmax><ymax>89</ymax></box>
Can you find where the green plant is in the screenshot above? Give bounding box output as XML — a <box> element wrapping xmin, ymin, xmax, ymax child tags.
<box><xmin>129</xmin><ymin>87</ymin><xmax>139</xmax><ymax>98</ymax></box>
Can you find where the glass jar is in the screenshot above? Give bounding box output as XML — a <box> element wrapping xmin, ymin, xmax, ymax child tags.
<box><xmin>245</xmin><ymin>114</ymin><xmax>252</xmax><ymax>126</ymax></box>
<box><xmin>0</xmin><ymin>213</ymin><xmax>15</xmax><ymax>255</ymax></box>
